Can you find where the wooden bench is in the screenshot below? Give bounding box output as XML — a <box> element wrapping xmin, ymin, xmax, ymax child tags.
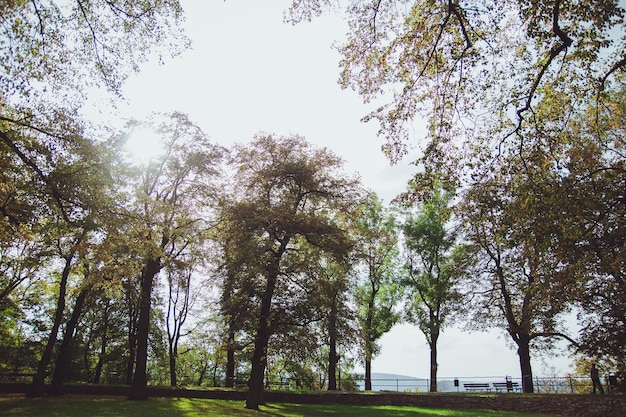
<box><xmin>463</xmin><ymin>383</ymin><xmax>491</xmax><ymax>392</ymax></box>
<box><xmin>493</xmin><ymin>381</ymin><xmax>520</xmax><ymax>393</ymax></box>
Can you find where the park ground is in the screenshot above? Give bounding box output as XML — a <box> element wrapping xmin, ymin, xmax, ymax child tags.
<box><xmin>0</xmin><ymin>394</ymin><xmax>560</xmax><ymax>417</ymax></box>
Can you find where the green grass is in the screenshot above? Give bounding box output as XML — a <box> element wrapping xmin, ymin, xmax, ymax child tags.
<box><xmin>0</xmin><ymin>395</ymin><xmax>559</xmax><ymax>417</ymax></box>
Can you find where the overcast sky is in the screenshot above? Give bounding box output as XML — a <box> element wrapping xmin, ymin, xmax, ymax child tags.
<box><xmin>109</xmin><ymin>0</ymin><xmax>574</xmax><ymax>379</ymax></box>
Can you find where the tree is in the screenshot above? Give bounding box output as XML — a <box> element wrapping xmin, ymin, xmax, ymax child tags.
<box><xmin>287</xmin><ymin>1</ymin><xmax>625</xmax><ymax>164</ymax></box>
<box><xmin>287</xmin><ymin>0</ymin><xmax>625</xmax><ymax>381</ymax></box>
<box><xmin>1</xmin><ymin>0</ymin><xmax>187</xmax><ymax>102</ymax></box>
<box><xmin>48</xmin><ymin>271</ymin><xmax>91</xmax><ymax>395</ymax></box>
<box><xmin>126</xmin><ymin>113</ymin><xmax>224</xmax><ymax>400</ymax></box>
<box><xmin>537</xmin><ymin>85</ymin><xmax>626</xmax><ymax>367</ymax></box>
<box><xmin>28</xmin><ymin>223</ymin><xmax>91</xmax><ymax>397</ymax></box>
<box><xmin>402</xmin><ymin>186</ymin><xmax>461</xmax><ymax>392</ymax></box>
<box><xmin>9</xmin><ymin>114</ymin><xmax>121</xmax><ymax>397</ymax></box>
<box><xmin>1</xmin><ymin>1</ymin><xmax>190</xmax><ymax>393</ymax></box>
<box><xmin>353</xmin><ymin>193</ymin><xmax>401</xmax><ymax>391</ymax></box>
<box><xmin>165</xmin><ymin>264</ymin><xmax>196</xmax><ymax>387</ymax></box>
<box><xmin>457</xmin><ymin>146</ymin><xmax>578</xmax><ymax>393</ymax></box>
<box><xmin>220</xmin><ymin>134</ymin><xmax>362</xmax><ymax>410</ymax></box>
<box><xmin>304</xmin><ymin>251</ymin><xmax>356</xmax><ymax>391</ymax></box>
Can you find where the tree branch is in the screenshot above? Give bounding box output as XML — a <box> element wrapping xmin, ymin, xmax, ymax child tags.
<box><xmin>0</xmin><ymin>129</ymin><xmax>71</xmax><ymax>223</ymax></box>
<box><xmin>515</xmin><ymin>0</ymin><xmax>572</xmax><ymax>126</ymax></box>
<box><xmin>530</xmin><ymin>331</ymin><xmax>579</xmax><ymax>347</ymax></box>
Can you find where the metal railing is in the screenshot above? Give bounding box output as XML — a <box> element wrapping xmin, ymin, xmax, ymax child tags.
<box><xmin>254</xmin><ymin>374</ymin><xmax>620</xmax><ymax>394</ymax></box>
<box><xmin>348</xmin><ymin>375</ymin><xmax>618</xmax><ymax>394</ymax></box>
<box><xmin>4</xmin><ymin>372</ymin><xmax>619</xmax><ymax>395</ymax></box>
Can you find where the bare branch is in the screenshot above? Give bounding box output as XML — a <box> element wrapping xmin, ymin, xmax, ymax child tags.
<box><xmin>0</xmin><ymin>129</ymin><xmax>71</xmax><ymax>224</ymax></box>
<box><xmin>515</xmin><ymin>0</ymin><xmax>572</xmax><ymax>126</ymax></box>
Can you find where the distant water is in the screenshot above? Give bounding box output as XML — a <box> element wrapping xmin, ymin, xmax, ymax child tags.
<box><xmin>357</xmin><ymin>373</ymin><xmax>472</xmax><ymax>392</ymax></box>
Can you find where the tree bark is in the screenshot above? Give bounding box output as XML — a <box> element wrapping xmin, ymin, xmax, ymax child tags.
<box><xmin>245</xmin><ymin>291</ymin><xmax>273</xmax><ymax>409</ymax></box>
<box><xmin>328</xmin><ymin>336</ymin><xmax>338</xmax><ymax>391</ymax></box>
<box><xmin>129</xmin><ymin>257</ymin><xmax>161</xmax><ymax>401</ymax></box>
<box><xmin>246</xmin><ymin>241</ymin><xmax>288</xmax><ymax>410</ymax></box>
<box><xmin>328</xmin><ymin>297</ymin><xmax>338</xmax><ymax>391</ymax></box>
<box><xmin>28</xmin><ymin>251</ymin><xmax>77</xmax><ymax>397</ymax></box>
<box><xmin>364</xmin><ymin>351</ymin><xmax>372</xmax><ymax>391</ymax></box>
<box><xmin>196</xmin><ymin>360</ymin><xmax>208</xmax><ymax>386</ymax></box>
<box><xmin>225</xmin><ymin>328</ymin><xmax>236</xmax><ymax>388</ymax></box>
<box><xmin>517</xmin><ymin>334</ymin><xmax>534</xmax><ymax>393</ymax></box>
<box><xmin>245</xmin><ymin>269</ymin><xmax>279</xmax><ymax>409</ymax></box>
<box><xmin>364</xmin><ymin>286</ymin><xmax>375</xmax><ymax>392</ymax></box>
<box><xmin>168</xmin><ymin>348</ymin><xmax>177</xmax><ymax>387</ymax></box>
<box><xmin>93</xmin><ymin>299</ymin><xmax>111</xmax><ymax>384</ymax></box>
<box><xmin>429</xmin><ymin>336</ymin><xmax>438</xmax><ymax>392</ymax></box>
<box><xmin>48</xmin><ymin>288</ymin><xmax>89</xmax><ymax>395</ymax></box>
<box><xmin>125</xmin><ymin>292</ymin><xmax>138</xmax><ymax>385</ymax></box>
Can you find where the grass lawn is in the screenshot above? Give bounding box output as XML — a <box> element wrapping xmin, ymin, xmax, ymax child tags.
<box><xmin>0</xmin><ymin>394</ymin><xmax>559</xmax><ymax>417</ymax></box>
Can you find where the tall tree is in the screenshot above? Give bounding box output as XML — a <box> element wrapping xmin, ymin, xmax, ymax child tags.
<box><xmin>126</xmin><ymin>113</ymin><xmax>224</xmax><ymax>400</ymax></box>
<box><xmin>353</xmin><ymin>193</ymin><xmax>401</xmax><ymax>391</ymax></box>
<box><xmin>48</xmin><ymin>271</ymin><xmax>91</xmax><ymax>395</ymax></box>
<box><xmin>28</xmin><ymin>222</ymin><xmax>92</xmax><ymax>397</ymax></box>
<box><xmin>287</xmin><ymin>1</ymin><xmax>625</xmax><ymax>164</ymax></box>
<box><xmin>458</xmin><ymin>145</ymin><xmax>577</xmax><ymax>393</ymax></box>
<box><xmin>402</xmin><ymin>186</ymin><xmax>461</xmax><ymax>392</ymax></box>
<box><xmin>165</xmin><ymin>263</ymin><xmax>196</xmax><ymax>387</ymax></box>
<box><xmin>305</xmin><ymin>251</ymin><xmax>356</xmax><ymax>391</ymax></box>
<box><xmin>221</xmin><ymin>134</ymin><xmax>361</xmax><ymax>410</ymax></box>
<box><xmin>287</xmin><ymin>0</ymin><xmax>625</xmax><ymax>383</ymax></box>
<box><xmin>7</xmin><ymin>113</ymin><xmax>119</xmax><ymax>397</ymax></box>
<box><xmin>538</xmin><ymin>85</ymin><xmax>626</xmax><ymax>366</ymax></box>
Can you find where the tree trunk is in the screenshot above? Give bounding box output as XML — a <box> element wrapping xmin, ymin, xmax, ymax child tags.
<box><xmin>245</xmin><ymin>273</ymin><xmax>278</xmax><ymax>410</ymax></box>
<box><xmin>125</xmin><ymin>279</ymin><xmax>139</xmax><ymax>385</ymax></box>
<box><xmin>196</xmin><ymin>360</ymin><xmax>208</xmax><ymax>386</ymax></box>
<box><xmin>125</xmin><ymin>319</ymin><xmax>137</xmax><ymax>385</ymax></box>
<box><xmin>28</xmin><ymin>254</ymin><xmax>75</xmax><ymax>397</ymax></box>
<box><xmin>125</xmin><ymin>331</ymin><xmax>136</xmax><ymax>385</ymax></box>
<box><xmin>169</xmin><ymin>347</ymin><xmax>177</xmax><ymax>387</ymax></box>
<box><xmin>328</xmin><ymin>337</ymin><xmax>338</xmax><ymax>391</ymax></box>
<box><xmin>246</xmin><ymin>327</ymin><xmax>270</xmax><ymax>409</ymax></box>
<box><xmin>363</xmin><ymin>281</ymin><xmax>376</xmax><ymax>392</ymax></box>
<box><xmin>364</xmin><ymin>350</ymin><xmax>372</xmax><ymax>391</ymax></box>
<box><xmin>211</xmin><ymin>358</ymin><xmax>219</xmax><ymax>387</ymax></box>
<box><xmin>48</xmin><ymin>288</ymin><xmax>89</xmax><ymax>395</ymax></box>
<box><xmin>429</xmin><ymin>339</ymin><xmax>438</xmax><ymax>392</ymax></box>
<box><xmin>328</xmin><ymin>298</ymin><xmax>338</xmax><ymax>391</ymax></box>
<box><xmin>517</xmin><ymin>334</ymin><xmax>534</xmax><ymax>393</ymax></box>
<box><xmin>129</xmin><ymin>258</ymin><xmax>161</xmax><ymax>401</ymax></box>
<box><xmin>93</xmin><ymin>300</ymin><xmax>111</xmax><ymax>384</ymax></box>
<box><xmin>225</xmin><ymin>328</ymin><xmax>236</xmax><ymax>388</ymax></box>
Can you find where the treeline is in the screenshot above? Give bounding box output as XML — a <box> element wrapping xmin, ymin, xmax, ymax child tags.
<box><xmin>1</xmin><ymin>0</ymin><xmax>625</xmax><ymax>412</ymax></box>
<box><xmin>1</xmin><ymin>108</ymin><xmax>624</xmax><ymax>409</ymax></box>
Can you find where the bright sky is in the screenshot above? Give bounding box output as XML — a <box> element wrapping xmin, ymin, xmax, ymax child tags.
<box><xmin>113</xmin><ymin>0</ymin><xmax>574</xmax><ymax>379</ymax></box>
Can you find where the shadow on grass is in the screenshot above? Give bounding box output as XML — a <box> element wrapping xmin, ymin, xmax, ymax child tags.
<box><xmin>259</xmin><ymin>403</ymin><xmax>557</xmax><ymax>417</ymax></box>
<box><xmin>0</xmin><ymin>395</ymin><xmax>559</xmax><ymax>417</ymax></box>
<box><xmin>0</xmin><ymin>396</ymin><xmax>254</xmax><ymax>417</ymax></box>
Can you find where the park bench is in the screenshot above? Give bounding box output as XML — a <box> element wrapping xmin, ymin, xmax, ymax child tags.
<box><xmin>234</xmin><ymin>379</ymin><xmax>248</xmax><ymax>388</ymax></box>
<box><xmin>267</xmin><ymin>380</ymin><xmax>291</xmax><ymax>390</ymax></box>
<box><xmin>463</xmin><ymin>383</ymin><xmax>491</xmax><ymax>392</ymax></box>
<box><xmin>493</xmin><ymin>381</ymin><xmax>520</xmax><ymax>393</ymax></box>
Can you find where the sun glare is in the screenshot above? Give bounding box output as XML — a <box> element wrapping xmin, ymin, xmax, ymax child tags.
<box><xmin>125</xmin><ymin>127</ymin><xmax>165</xmax><ymax>165</ymax></box>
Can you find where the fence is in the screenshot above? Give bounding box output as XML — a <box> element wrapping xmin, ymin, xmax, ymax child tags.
<box><xmin>2</xmin><ymin>373</ymin><xmax>621</xmax><ymax>395</ymax></box>
<box><xmin>350</xmin><ymin>375</ymin><xmax>620</xmax><ymax>394</ymax></box>
<box><xmin>256</xmin><ymin>374</ymin><xmax>620</xmax><ymax>394</ymax></box>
